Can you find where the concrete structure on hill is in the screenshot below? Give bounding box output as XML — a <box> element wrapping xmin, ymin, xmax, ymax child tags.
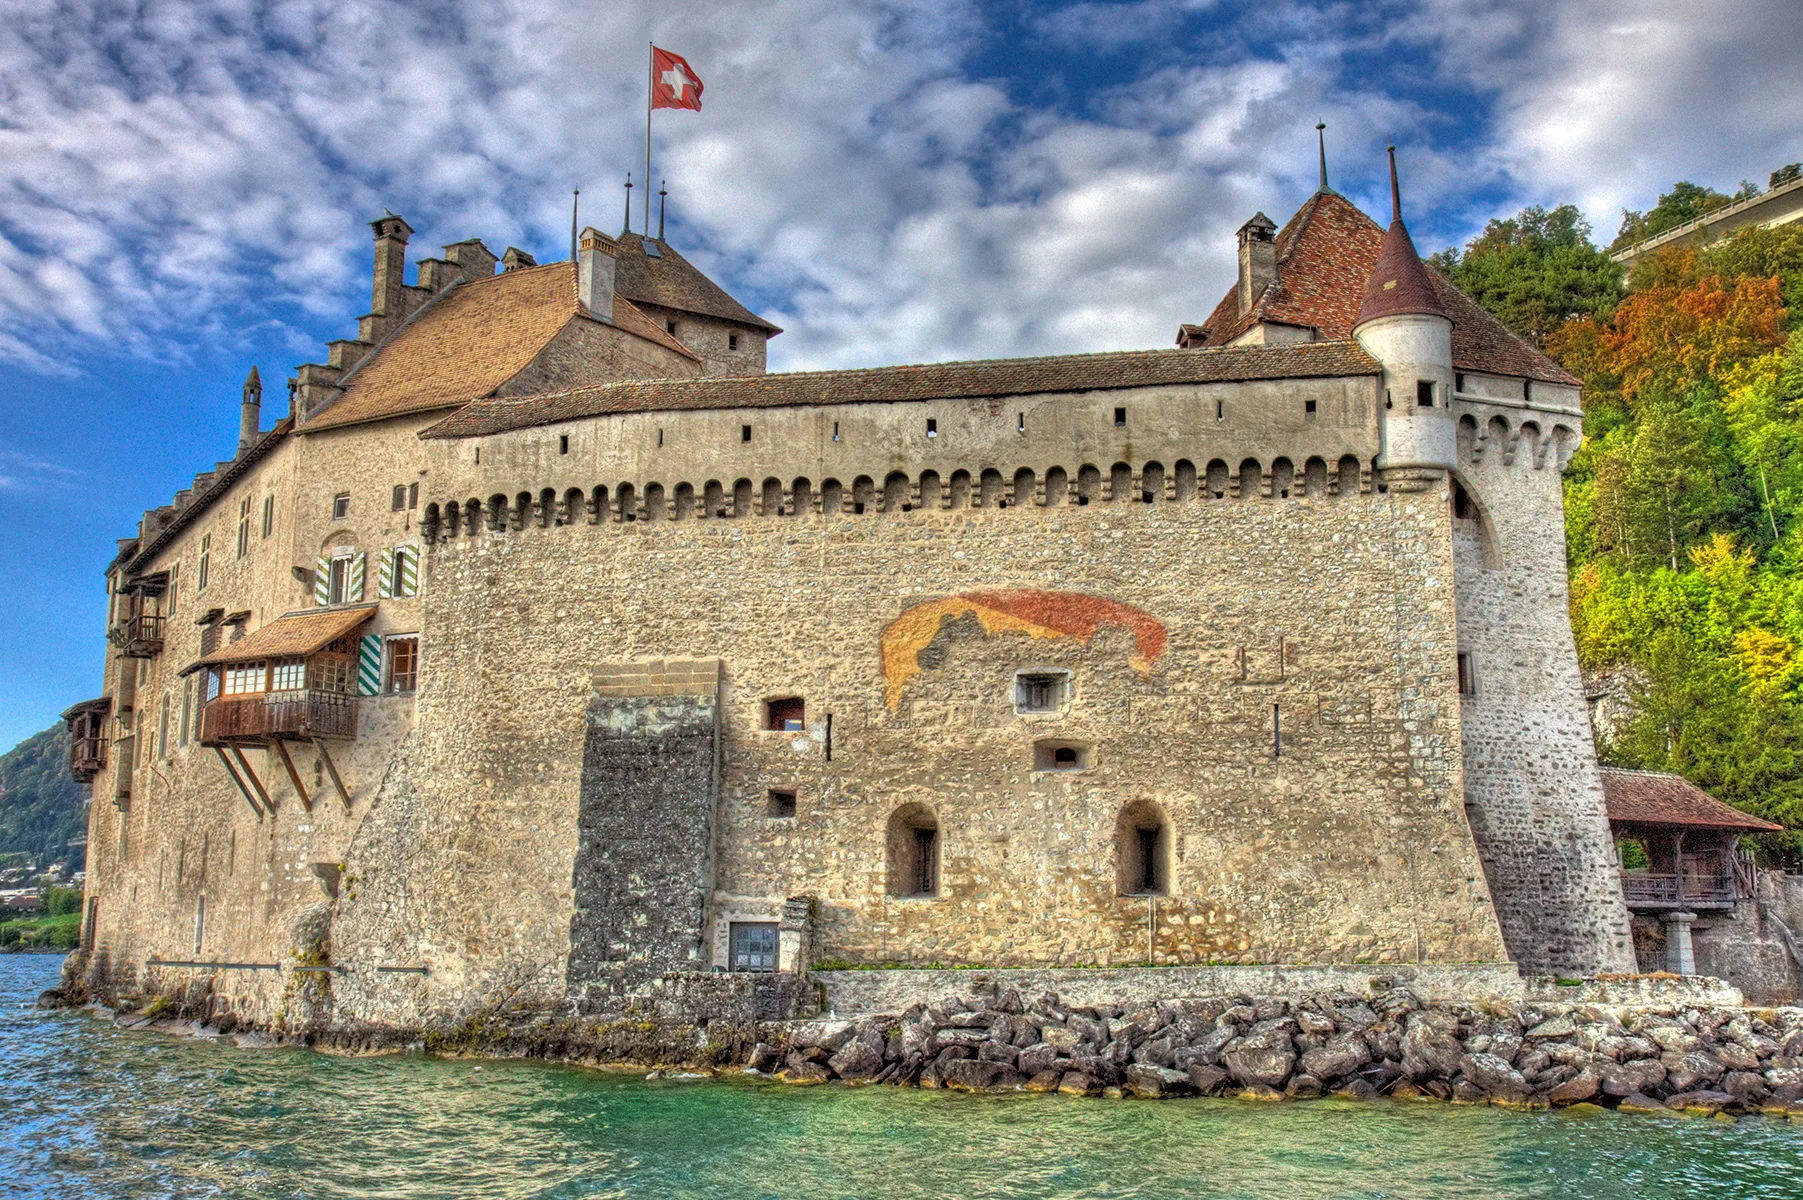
<box><xmin>1610</xmin><ymin>172</ymin><xmax>1803</xmax><ymax>273</ymax></box>
<box><xmin>67</xmin><ymin>152</ymin><xmax>1648</xmax><ymax>1037</ymax></box>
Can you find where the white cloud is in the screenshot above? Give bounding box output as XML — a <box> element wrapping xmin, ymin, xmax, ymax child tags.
<box><xmin>0</xmin><ymin>0</ymin><xmax>1794</xmax><ymax>378</ymax></box>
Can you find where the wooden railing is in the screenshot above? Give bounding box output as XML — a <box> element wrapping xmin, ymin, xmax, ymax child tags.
<box><xmin>200</xmin><ymin>689</ymin><xmax>356</xmax><ymax>745</ymax></box>
<box><xmin>1620</xmin><ymin>871</ymin><xmax>1739</xmax><ymax>908</ymax></box>
<box><xmin>69</xmin><ymin>736</ymin><xmax>107</xmax><ymax>782</ymax></box>
<box><xmin>109</xmin><ymin>613</ymin><xmax>166</xmax><ymax>657</ymax></box>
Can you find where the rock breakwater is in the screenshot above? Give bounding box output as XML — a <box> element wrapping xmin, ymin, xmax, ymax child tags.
<box><xmin>756</xmin><ymin>986</ymin><xmax>1803</xmax><ymax>1116</ymax></box>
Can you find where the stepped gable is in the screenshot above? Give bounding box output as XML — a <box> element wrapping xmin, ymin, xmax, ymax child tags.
<box><xmin>302</xmin><ymin>261</ymin><xmax>695</xmax><ymax>432</ymax></box>
<box><xmin>1600</xmin><ymin>767</ymin><xmax>1783</xmax><ymax>833</ymax></box>
<box><xmin>612</xmin><ymin>232</ymin><xmax>782</xmax><ymax>333</ymax></box>
<box><xmin>420</xmin><ymin>339</ymin><xmax>1380</xmax><ymax>439</ymax></box>
<box><xmin>1185</xmin><ymin>190</ymin><xmax>1576</xmax><ymax>386</ymax></box>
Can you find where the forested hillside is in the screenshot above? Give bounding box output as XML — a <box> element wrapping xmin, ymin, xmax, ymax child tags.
<box><xmin>0</xmin><ymin>724</ymin><xmax>86</xmax><ymax>870</ymax></box>
<box><xmin>1436</xmin><ymin>172</ymin><xmax>1803</xmax><ymax>863</ymax></box>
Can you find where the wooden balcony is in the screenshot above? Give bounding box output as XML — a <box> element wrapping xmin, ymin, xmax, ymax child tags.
<box><xmin>109</xmin><ymin>613</ymin><xmax>166</xmax><ymax>658</ymax></box>
<box><xmin>199</xmin><ymin>689</ymin><xmax>357</xmax><ymax>746</ymax></box>
<box><xmin>69</xmin><ymin>736</ymin><xmax>107</xmax><ymax>782</ymax></box>
<box><xmin>1620</xmin><ymin>871</ymin><xmax>1740</xmax><ymax>911</ymax></box>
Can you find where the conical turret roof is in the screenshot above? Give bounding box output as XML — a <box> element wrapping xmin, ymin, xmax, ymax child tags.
<box><xmin>1354</xmin><ymin>146</ymin><xmax>1447</xmax><ymax>328</ymax></box>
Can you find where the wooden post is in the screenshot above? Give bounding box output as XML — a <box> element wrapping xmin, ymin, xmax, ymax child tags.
<box><xmin>214</xmin><ymin>747</ymin><xmax>265</xmax><ymax>820</ymax></box>
<box><xmin>229</xmin><ymin>745</ymin><xmax>275</xmax><ymax>814</ymax></box>
<box><xmin>271</xmin><ymin>738</ymin><xmax>314</xmax><ymax>812</ymax></box>
<box><xmin>312</xmin><ymin>736</ymin><xmax>351</xmax><ymax>811</ymax></box>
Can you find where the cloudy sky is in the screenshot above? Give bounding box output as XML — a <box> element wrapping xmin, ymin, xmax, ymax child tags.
<box><xmin>0</xmin><ymin>0</ymin><xmax>1799</xmax><ymax>748</ymax></box>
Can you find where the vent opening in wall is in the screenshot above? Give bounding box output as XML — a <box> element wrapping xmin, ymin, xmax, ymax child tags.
<box><xmin>1305</xmin><ymin>399</ymin><xmax>1317</xmax><ymax>419</ymax></box>
<box><xmin>1417</xmin><ymin>380</ymin><xmax>1435</xmax><ymax>407</ymax></box>
<box><xmin>559</xmin><ymin>434</ymin><xmax>569</xmax><ymax>455</ymax></box>
<box><xmin>766</xmin><ymin>788</ymin><xmax>797</xmax><ymax>818</ymax></box>
<box><xmin>1458</xmin><ymin>652</ymin><xmax>1476</xmax><ymax>696</ymax></box>
<box><xmin>1114</xmin><ymin>407</ymin><xmax>1127</xmax><ymax>427</ymax></box>
<box><xmin>1456</xmin><ymin>372</ymin><xmax>1466</xmax><ymax>394</ymax></box>
<box><xmin>741</xmin><ymin>424</ymin><xmax>752</xmax><ymax>443</ymax></box>
<box><xmin>1033</xmin><ymin>739</ymin><xmax>1092</xmax><ymax>772</ymax></box>
<box><xmin>729</xmin><ymin>333</ymin><xmax>739</xmax><ymax>351</ymax></box>
<box><xmin>1017</xmin><ymin>412</ymin><xmax>1025</xmax><ymax>434</ymax></box>
<box><xmin>926</xmin><ymin>418</ymin><xmax>937</xmax><ymax>438</ymax></box>
<box><xmin>1216</xmin><ymin>400</ymin><xmax>1224</xmax><ymax>421</ymax></box>
<box><xmin>765</xmin><ymin>697</ymin><xmax>805</xmax><ymax>731</ymax></box>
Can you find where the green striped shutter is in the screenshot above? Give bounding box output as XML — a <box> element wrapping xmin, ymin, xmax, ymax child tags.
<box><xmin>348</xmin><ymin>552</ymin><xmax>366</xmax><ymax>602</ymax></box>
<box><xmin>314</xmin><ymin>555</ymin><xmax>330</xmax><ymax>606</ymax></box>
<box><xmin>398</xmin><ymin>546</ymin><xmax>419</xmax><ymax>597</ymax></box>
<box><xmin>357</xmin><ymin>635</ymin><xmax>382</xmax><ymax>695</ymax></box>
<box><xmin>377</xmin><ymin>549</ymin><xmax>395</xmax><ymax>599</ymax></box>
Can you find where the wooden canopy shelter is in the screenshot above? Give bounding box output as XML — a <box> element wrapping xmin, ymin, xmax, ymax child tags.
<box><xmin>1601</xmin><ymin>767</ymin><xmax>1782</xmax><ymax>912</ymax></box>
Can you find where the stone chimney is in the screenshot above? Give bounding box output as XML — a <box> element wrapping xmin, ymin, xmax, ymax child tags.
<box><xmin>367</xmin><ymin>214</ymin><xmax>415</xmax><ymax>342</ymax></box>
<box><xmin>577</xmin><ymin>227</ymin><xmax>617</xmax><ymax>322</ymax></box>
<box><xmin>239</xmin><ymin>367</ymin><xmax>262</xmax><ymax>453</ymax></box>
<box><xmin>444</xmin><ymin>238</ymin><xmax>498</xmax><ymax>282</ymax></box>
<box><xmin>1236</xmin><ymin>212</ymin><xmax>1278</xmax><ymax>316</ymax></box>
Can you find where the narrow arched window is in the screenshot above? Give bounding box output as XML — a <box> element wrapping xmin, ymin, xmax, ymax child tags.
<box><xmin>887</xmin><ymin>804</ymin><xmax>940</xmax><ymax>898</ymax></box>
<box><xmin>1115</xmin><ymin>800</ymin><xmax>1170</xmax><ymax>896</ymax></box>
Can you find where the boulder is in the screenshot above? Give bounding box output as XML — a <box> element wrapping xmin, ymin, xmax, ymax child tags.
<box><xmin>1720</xmin><ymin>1071</ymin><xmax>1768</xmax><ymax>1104</ymax></box>
<box><xmin>1663</xmin><ymin>1050</ymin><xmax>1724</xmax><ymax>1092</ymax></box>
<box><xmin>1402</xmin><ymin>1013</ymin><xmax>1463</xmax><ymax>1081</ymax></box>
<box><xmin>1017</xmin><ymin>1042</ymin><xmax>1059</xmax><ymax>1077</ymax></box>
<box><xmin>1664</xmin><ymin>1089</ymin><xmax>1735</xmax><ymax>1114</ymax></box>
<box><xmin>1023</xmin><ymin>1069</ymin><xmax>1063</xmax><ymax>1093</ymax></box>
<box><xmin>1238</xmin><ymin>1084</ymin><xmax>1284</xmax><ymax>1102</ymax></box>
<box><xmin>1460</xmin><ymin>1052</ymin><xmax>1530</xmax><ymax>1098</ymax></box>
<box><xmin>828</xmin><ymin>1040</ymin><xmax>885</xmax><ymax>1081</ymax></box>
<box><xmin>1600</xmin><ymin>1060</ymin><xmax>1666</xmax><ymax>1097</ymax></box>
<box><xmin>941</xmin><ymin>1059</ymin><xmax>1022</xmax><ymax>1091</ymax></box>
<box><xmin>1125</xmin><ymin>1065</ymin><xmax>1194</xmax><ymax>1099</ymax></box>
<box><xmin>1041</xmin><ymin>1024</ymin><xmax>1081</xmax><ymax>1053</ymax></box>
<box><xmin>1296</xmin><ymin>1009</ymin><xmax>1336</xmax><ymax>1037</ymax></box>
<box><xmin>1187</xmin><ymin>1064</ymin><xmax>1231</xmax><ymax>1095</ymax></box>
<box><xmin>1451</xmin><ymin>1080</ymin><xmax>1487</xmax><ymax>1104</ymax></box>
<box><xmin>1284</xmin><ymin>1074</ymin><xmax>1324</xmax><ymax>1100</ymax></box>
<box><xmin>780</xmin><ymin>1061</ymin><xmax>832</xmax><ymax>1085</ymax></box>
<box><xmin>1135</xmin><ymin>1035</ymin><xmax>1177</xmax><ymax>1068</ymax></box>
<box><xmin>1333</xmin><ymin>1078</ymin><xmax>1379</xmax><ymax>1100</ymax></box>
<box><xmin>745</xmin><ymin>1042</ymin><xmax>782</xmax><ymax>1073</ymax></box>
<box><xmin>1299</xmin><ymin>1033</ymin><xmax>1371</xmax><ymax>1082</ymax></box>
<box><xmin>977</xmin><ymin>1040</ymin><xmax>1019</xmax><ymax>1066</ymax></box>
<box><xmin>934</xmin><ymin>1028</ymin><xmax>989</xmax><ymax>1049</ymax></box>
<box><xmin>1525</xmin><ymin>1015</ymin><xmax>1577</xmax><ymax>1041</ymax></box>
<box><xmin>1617</xmin><ymin>1093</ymin><xmax>1666</xmax><ymax>1114</ymax></box>
<box><xmin>1716</xmin><ymin>1042</ymin><xmax>1761</xmax><ymax>1072</ymax></box>
<box><xmin>1642</xmin><ymin>1024</ymin><xmax>1699</xmax><ymax>1054</ymax></box>
<box><xmin>1057</xmin><ymin>1071</ymin><xmax>1102</xmax><ymax>1097</ymax></box>
<box><xmin>1543</xmin><ymin>1071</ymin><xmax>1601</xmax><ymax>1106</ymax></box>
<box><xmin>790</xmin><ymin>1020</ymin><xmax>855</xmax><ymax>1052</ymax></box>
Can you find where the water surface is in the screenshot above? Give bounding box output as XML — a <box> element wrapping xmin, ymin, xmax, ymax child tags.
<box><xmin>5</xmin><ymin>955</ymin><xmax>1800</xmax><ymax>1199</ymax></box>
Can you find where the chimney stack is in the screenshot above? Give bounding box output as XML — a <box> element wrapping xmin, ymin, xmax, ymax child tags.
<box><xmin>239</xmin><ymin>367</ymin><xmax>262</xmax><ymax>453</ymax></box>
<box><xmin>1236</xmin><ymin>212</ymin><xmax>1278</xmax><ymax>317</ymax></box>
<box><xmin>368</xmin><ymin>214</ymin><xmax>414</xmax><ymax>341</ymax></box>
<box><xmin>577</xmin><ymin>226</ymin><xmax>617</xmax><ymax>322</ymax></box>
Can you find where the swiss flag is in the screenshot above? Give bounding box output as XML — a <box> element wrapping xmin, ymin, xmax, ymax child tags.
<box><xmin>651</xmin><ymin>47</ymin><xmax>703</xmax><ymax>111</ymax></box>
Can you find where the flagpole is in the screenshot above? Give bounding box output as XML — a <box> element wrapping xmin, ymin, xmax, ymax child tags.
<box><xmin>644</xmin><ymin>41</ymin><xmax>653</xmax><ymax>237</ymax></box>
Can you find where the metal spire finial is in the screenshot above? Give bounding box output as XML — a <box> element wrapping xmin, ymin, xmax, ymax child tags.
<box><xmin>623</xmin><ymin>173</ymin><xmax>634</xmax><ymax>234</ymax></box>
<box><xmin>570</xmin><ymin>188</ymin><xmax>580</xmax><ymax>262</ymax></box>
<box><xmin>1387</xmin><ymin>143</ymin><xmax>1401</xmax><ymax>223</ymax></box>
<box><xmin>1315</xmin><ymin>122</ymin><xmax>1329</xmax><ymax>193</ymax></box>
<box><xmin>658</xmin><ymin>179</ymin><xmax>667</xmax><ymax>242</ymax></box>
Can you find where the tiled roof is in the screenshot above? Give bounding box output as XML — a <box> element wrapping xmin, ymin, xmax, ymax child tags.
<box><xmin>1186</xmin><ymin>191</ymin><xmax>1577</xmax><ymax>386</ymax></box>
<box><xmin>184</xmin><ymin>606</ymin><xmax>377</xmax><ymax>672</ymax></box>
<box><xmin>1355</xmin><ymin>218</ymin><xmax>1447</xmax><ymax>326</ymax></box>
<box><xmin>301</xmin><ymin>263</ymin><xmax>694</xmax><ymax>432</ymax></box>
<box><xmin>1600</xmin><ymin>767</ymin><xmax>1783</xmax><ymax>833</ymax></box>
<box><xmin>612</xmin><ymin>232</ymin><xmax>782</xmax><ymax>333</ymax></box>
<box><xmin>420</xmin><ymin>339</ymin><xmax>1381</xmax><ymax>439</ymax></box>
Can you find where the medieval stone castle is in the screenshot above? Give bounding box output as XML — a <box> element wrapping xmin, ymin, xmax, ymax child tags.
<box><xmin>64</xmin><ymin>150</ymin><xmax>1642</xmax><ymax>1031</ymax></box>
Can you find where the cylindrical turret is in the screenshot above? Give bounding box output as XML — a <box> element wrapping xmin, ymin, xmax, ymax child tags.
<box><xmin>239</xmin><ymin>366</ymin><xmax>262</xmax><ymax>454</ymax></box>
<box><xmin>1353</xmin><ymin>147</ymin><xmax>1454</xmax><ymax>476</ymax></box>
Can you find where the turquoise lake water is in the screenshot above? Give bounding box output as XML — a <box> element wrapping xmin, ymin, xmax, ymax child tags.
<box><xmin>5</xmin><ymin>956</ymin><xmax>1802</xmax><ymax>1199</ymax></box>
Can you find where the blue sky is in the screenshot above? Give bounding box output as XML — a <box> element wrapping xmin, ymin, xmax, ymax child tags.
<box><xmin>1</xmin><ymin>0</ymin><xmax>1800</xmax><ymax>749</ymax></box>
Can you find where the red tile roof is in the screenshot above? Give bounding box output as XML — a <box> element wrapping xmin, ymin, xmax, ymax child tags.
<box><xmin>182</xmin><ymin>606</ymin><xmax>377</xmax><ymax>673</ymax></box>
<box><xmin>1184</xmin><ymin>191</ymin><xmax>1576</xmax><ymax>386</ymax></box>
<box><xmin>420</xmin><ymin>339</ymin><xmax>1380</xmax><ymax>438</ymax></box>
<box><xmin>1600</xmin><ymin>767</ymin><xmax>1783</xmax><ymax>833</ymax></box>
<box><xmin>1355</xmin><ymin>218</ymin><xmax>1447</xmax><ymax>326</ymax></box>
<box><xmin>612</xmin><ymin>233</ymin><xmax>782</xmax><ymax>333</ymax></box>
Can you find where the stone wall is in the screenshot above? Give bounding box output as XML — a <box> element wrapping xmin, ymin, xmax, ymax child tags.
<box><xmin>1451</xmin><ymin>395</ymin><xmax>1635</xmax><ymax>975</ymax></box>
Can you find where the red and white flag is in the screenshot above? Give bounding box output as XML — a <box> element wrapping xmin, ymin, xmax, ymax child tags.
<box><xmin>651</xmin><ymin>47</ymin><xmax>703</xmax><ymax>111</ymax></box>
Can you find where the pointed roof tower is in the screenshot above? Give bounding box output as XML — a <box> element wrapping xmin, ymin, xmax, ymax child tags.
<box><xmin>1354</xmin><ymin>145</ymin><xmax>1447</xmax><ymax>328</ymax></box>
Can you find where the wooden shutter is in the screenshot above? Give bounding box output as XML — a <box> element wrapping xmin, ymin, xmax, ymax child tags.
<box><xmin>398</xmin><ymin>545</ymin><xmax>419</xmax><ymax>597</ymax></box>
<box><xmin>357</xmin><ymin>635</ymin><xmax>382</xmax><ymax>696</ymax></box>
<box><xmin>314</xmin><ymin>555</ymin><xmax>331</xmax><ymax>606</ymax></box>
<box><xmin>377</xmin><ymin>549</ymin><xmax>394</xmax><ymax>599</ymax></box>
<box><xmin>348</xmin><ymin>552</ymin><xmax>366</xmax><ymax>602</ymax></box>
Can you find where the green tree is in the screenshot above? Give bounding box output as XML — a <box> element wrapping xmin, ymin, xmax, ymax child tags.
<box><xmin>1612</xmin><ymin>180</ymin><xmax>1737</xmax><ymax>251</ymax></box>
<box><xmin>1432</xmin><ymin>205</ymin><xmax>1622</xmax><ymax>347</ymax></box>
<box><xmin>0</xmin><ymin>724</ymin><xmax>86</xmax><ymax>871</ymax></box>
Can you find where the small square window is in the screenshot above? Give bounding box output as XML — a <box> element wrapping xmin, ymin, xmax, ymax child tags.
<box><xmin>332</xmin><ymin>493</ymin><xmax>350</xmax><ymax>520</ymax></box>
<box><xmin>729</xmin><ymin>333</ymin><xmax>740</xmax><ymax>351</ymax></box>
<box><xmin>765</xmin><ymin>697</ymin><xmax>805</xmax><ymax>731</ymax></box>
<box><xmin>1113</xmin><ymin>407</ymin><xmax>1127</xmax><ymax>427</ymax></box>
<box><xmin>1305</xmin><ymin>399</ymin><xmax>1317</xmax><ymax>419</ymax></box>
<box><xmin>926</xmin><ymin>419</ymin><xmax>937</xmax><ymax>438</ymax></box>
<box><xmin>1014</xmin><ymin>671</ymin><xmax>1069</xmax><ymax>714</ymax></box>
<box><xmin>729</xmin><ymin>922</ymin><xmax>779</xmax><ymax>972</ymax></box>
<box><xmin>559</xmin><ymin>435</ymin><xmax>569</xmax><ymax>455</ymax></box>
<box><xmin>408</xmin><ymin>482</ymin><xmax>418</xmax><ymax>509</ymax></box>
<box><xmin>767</xmin><ymin>788</ymin><xmax>797</xmax><ymax>818</ymax></box>
<box><xmin>666</xmin><ymin>319</ymin><xmax>678</xmax><ymax>335</ymax></box>
<box><xmin>386</xmin><ymin>636</ymin><xmax>420</xmax><ymax>694</ymax></box>
<box><xmin>1033</xmin><ymin>739</ymin><xmax>1092</xmax><ymax>772</ymax></box>
<box><xmin>1455</xmin><ymin>373</ymin><xmax>1466</xmax><ymax>394</ymax></box>
<box><xmin>741</xmin><ymin>425</ymin><xmax>752</xmax><ymax>443</ymax></box>
<box><xmin>1457</xmin><ymin>652</ymin><xmax>1476</xmax><ymax>697</ymax></box>
<box><xmin>1417</xmin><ymin>380</ymin><xmax>1435</xmax><ymax>407</ymax></box>
<box><xmin>391</xmin><ymin>485</ymin><xmax>406</xmax><ymax>512</ymax></box>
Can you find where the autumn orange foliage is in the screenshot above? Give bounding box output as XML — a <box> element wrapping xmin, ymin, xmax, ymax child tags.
<box><xmin>1549</xmin><ymin>272</ymin><xmax>1787</xmax><ymax>405</ymax></box>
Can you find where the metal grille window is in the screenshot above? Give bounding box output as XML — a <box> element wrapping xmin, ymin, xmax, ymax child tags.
<box><xmin>913</xmin><ymin>827</ymin><xmax>938</xmax><ymax>896</ymax></box>
<box><xmin>310</xmin><ymin>657</ymin><xmax>352</xmax><ymax>694</ymax></box>
<box><xmin>385</xmin><ymin>636</ymin><xmax>419</xmax><ymax>694</ymax></box>
<box><xmin>729</xmin><ymin>922</ymin><xmax>779</xmax><ymax>972</ymax></box>
<box><xmin>1014</xmin><ymin>672</ymin><xmax>1069</xmax><ymax>714</ymax></box>
<box><xmin>223</xmin><ymin>663</ymin><xmax>266</xmax><ymax>695</ymax></box>
<box><xmin>269</xmin><ymin>660</ymin><xmax>305</xmax><ymax>692</ymax></box>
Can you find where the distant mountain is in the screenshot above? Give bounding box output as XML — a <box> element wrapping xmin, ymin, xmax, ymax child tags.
<box><xmin>0</xmin><ymin>724</ymin><xmax>87</xmax><ymax>872</ymax></box>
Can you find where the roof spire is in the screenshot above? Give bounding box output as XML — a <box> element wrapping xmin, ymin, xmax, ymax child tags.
<box><xmin>623</xmin><ymin>173</ymin><xmax>633</xmax><ymax>234</ymax></box>
<box><xmin>1387</xmin><ymin>142</ymin><xmax>1401</xmax><ymax>223</ymax></box>
<box><xmin>1316</xmin><ymin>121</ymin><xmax>1329</xmax><ymax>193</ymax></box>
<box><xmin>570</xmin><ymin>188</ymin><xmax>580</xmax><ymax>262</ymax></box>
<box><xmin>659</xmin><ymin>179</ymin><xmax>667</xmax><ymax>242</ymax></box>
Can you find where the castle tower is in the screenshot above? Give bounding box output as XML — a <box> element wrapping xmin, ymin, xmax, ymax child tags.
<box><xmin>1353</xmin><ymin>147</ymin><xmax>1455</xmax><ymax>485</ymax></box>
